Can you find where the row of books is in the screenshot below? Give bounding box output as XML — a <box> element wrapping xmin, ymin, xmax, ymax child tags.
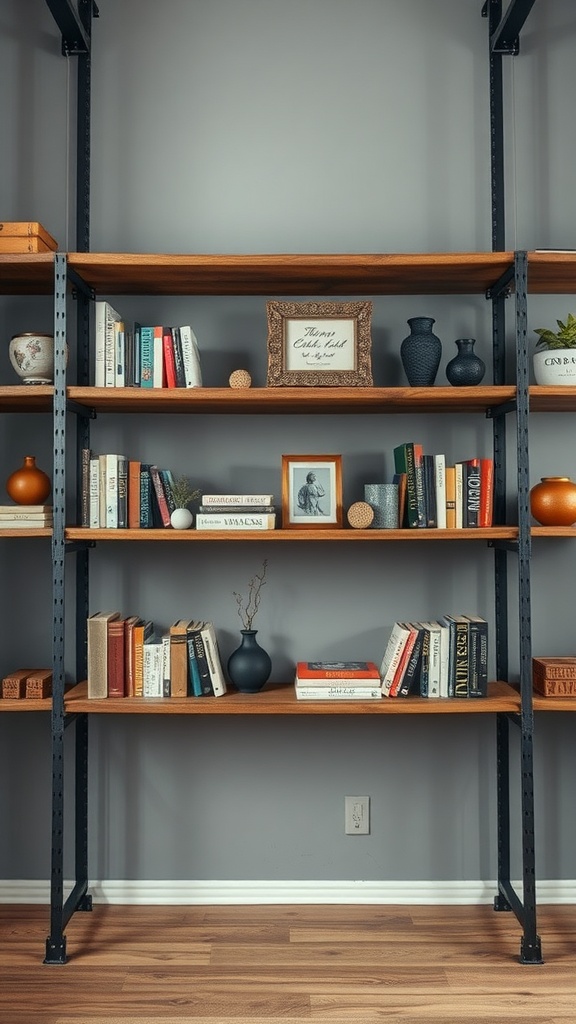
<box><xmin>380</xmin><ymin>616</ymin><xmax>489</xmax><ymax>698</ymax></box>
<box><xmin>0</xmin><ymin>504</ymin><xmax>53</xmax><ymax>529</ymax></box>
<box><xmin>393</xmin><ymin>442</ymin><xmax>493</xmax><ymax>528</ymax></box>
<box><xmin>87</xmin><ymin>612</ymin><xmax>227</xmax><ymax>699</ymax></box>
<box><xmin>95</xmin><ymin>300</ymin><xmax>202</xmax><ymax>389</ymax></box>
<box><xmin>196</xmin><ymin>493</ymin><xmax>277</xmax><ymax>531</ymax></box>
<box><xmin>82</xmin><ymin>451</ymin><xmax>180</xmax><ymax>529</ymax></box>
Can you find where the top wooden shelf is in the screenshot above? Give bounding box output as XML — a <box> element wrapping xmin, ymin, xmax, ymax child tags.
<box><xmin>2</xmin><ymin>250</ymin><xmax>576</xmax><ymax>297</ymax></box>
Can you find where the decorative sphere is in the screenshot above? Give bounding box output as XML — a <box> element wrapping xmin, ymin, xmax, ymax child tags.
<box><xmin>170</xmin><ymin>507</ymin><xmax>193</xmax><ymax>529</ymax></box>
<box><xmin>347</xmin><ymin>501</ymin><xmax>374</xmax><ymax>529</ymax></box>
<box><xmin>229</xmin><ymin>369</ymin><xmax>252</xmax><ymax>388</ymax></box>
<box><xmin>6</xmin><ymin>456</ymin><xmax>51</xmax><ymax>504</ymax></box>
<box><xmin>9</xmin><ymin>333</ymin><xmax>55</xmax><ymax>384</ymax></box>
<box><xmin>530</xmin><ymin>477</ymin><xmax>576</xmax><ymax>526</ymax></box>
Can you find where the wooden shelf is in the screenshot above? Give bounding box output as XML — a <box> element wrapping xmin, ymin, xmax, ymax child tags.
<box><xmin>0</xmin><ymin>697</ymin><xmax>51</xmax><ymax>713</ymax></box>
<box><xmin>527</xmin><ymin>251</ymin><xmax>576</xmax><ymax>293</ymax></box>
<box><xmin>0</xmin><ymin>528</ymin><xmax>52</xmax><ymax>538</ymax></box>
<box><xmin>66</xmin><ymin>384</ymin><xmax>515</xmax><ymax>415</ymax></box>
<box><xmin>0</xmin><ymin>385</ymin><xmax>53</xmax><ymax>412</ymax></box>
<box><xmin>0</xmin><ymin>254</ymin><xmax>56</xmax><ymax>294</ymax></box>
<box><xmin>65</xmin><ymin>526</ymin><xmax>518</xmax><ymax>543</ymax></box>
<box><xmin>67</xmin><ymin>251</ymin><xmax>515</xmax><ymax>296</ymax></box>
<box><xmin>64</xmin><ymin>680</ymin><xmax>519</xmax><ymax>715</ymax></box>
<box><xmin>529</xmin><ymin>386</ymin><xmax>576</xmax><ymax>412</ymax></box>
<box><xmin>531</xmin><ymin>526</ymin><xmax>576</xmax><ymax>538</ymax></box>
<box><xmin>533</xmin><ymin>694</ymin><xmax>576</xmax><ymax>712</ymax></box>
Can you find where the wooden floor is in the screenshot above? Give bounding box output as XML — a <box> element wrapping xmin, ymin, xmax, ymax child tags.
<box><xmin>2</xmin><ymin>903</ymin><xmax>576</xmax><ymax>1023</ymax></box>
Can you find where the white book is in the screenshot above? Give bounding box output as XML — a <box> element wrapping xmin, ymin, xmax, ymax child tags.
<box><xmin>179</xmin><ymin>324</ymin><xmax>203</xmax><ymax>387</ymax></box>
<box><xmin>98</xmin><ymin>453</ymin><xmax>107</xmax><ymax>527</ymax></box>
<box><xmin>295</xmin><ymin>685</ymin><xmax>382</xmax><ymax>700</ymax></box>
<box><xmin>161</xmin><ymin>634</ymin><xmax>171</xmax><ymax>697</ymax></box>
<box><xmin>434</xmin><ymin>453</ymin><xmax>447</xmax><ymax>529</ymax></box>
<box><xmin>379</xmin><ymin>621</ymin><xmax>412</xmax><ymax>697</ymax></box>
<box><xmin>0</xmin><ymin>509</ymin><xmax>53</xmax><ymax>520</ymax></box>
<box><xmin>105</xmin><ymin>453</ymin><xmax>120</xmax><ymax>529</ymax></box>
<box><xmin>201</xmin><ymin>494</ymin><xmax>274</xmax><ymax>506</ymax></box>
<box><xmin>437</xmin><ymin>620</ymin><xmax>451</xmax><ymax>697</ymax></box>
<box><xmin>0</xmin><ymin>518</ymin><xmax>53</xmax><ymax>528</ymax></box>
<box><xmin>200</xmin><ymin>622</ymin><xmax>227</xmax><ymax>697</ymax></box>
<box><xmin>153</xmin><ymin>326</ymin><xmax>164</xmax><ymax>387</ymax></box>
<box><xmin>143</xmin><ymin>638</ymin><xmax>164</xmax><ymax>697</ymax></box>
<box><xmin>87</xmin><ymin>611</ymin><xmax>120</xmax><ymax>699</ymax></box>
<box><xmin>94</xmin><ymin>300</ymin><xmax>123</xmax><ymax>387</ymax></box>
<box><xmin>419</xmin><ymin>621</ymin><xmax>441</xmax><ymax>698</ymax></box>
<box><xmin>195</xmin><ymin>513</ymin><xmax>276</xmax><ymax>530</ymax></box>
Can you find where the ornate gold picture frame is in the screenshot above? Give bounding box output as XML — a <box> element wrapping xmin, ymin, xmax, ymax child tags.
<box><xmin>266</xmin><ymin>300</ymin><xmax>373</xmax><ymax>387</ymax></box>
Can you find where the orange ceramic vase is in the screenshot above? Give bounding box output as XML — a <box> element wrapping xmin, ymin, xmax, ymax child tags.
<box><xmin>529</xmin><ymin>476</ymin><xmax>576</xmax><ymax>526</ymax></box>
<box><xmin>6</xmin><ymin>456</ymin><xmax>51</xmax><ymax>505</ymax></box>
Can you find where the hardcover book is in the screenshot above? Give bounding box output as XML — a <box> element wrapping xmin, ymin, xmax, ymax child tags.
<box><xmin>124</xmin><ymin>614</ymin><xmax>143</xmax><ymax>697</ymax></box>
<box><xmin>295</xmin><ymin>684</ymin><xmax>382</xmax><ymax>700</ymax></box>
<box><xmin>393</xmin><ymin>443</ymin><xmax>425</xmax><ymax>528</ymax></box>
<box><xmin>200</xmin><ymin>621</ymin><xmax>227</xmax><ymax>697</ymax></box>
<box><xmin>132</xmin><ymin>619</ymin><xmax>155</xmax><ymax>697</ymax></box>
<box><xmin>94</xmin><ymin>300</ymin><xmax>124</xmax><ymax>388</ymax></box>
<box><xmin>195</xmin><ymin>513</ymin><xmax>276</xmax><ymax>530</ymax></box>
<box><xmin>179</xmin><ymin>324</ymin><xmax>203</xmax><ymax>387</ymax></box>
<box><xmin>169</xmin><ymin>619</ymin><xmax>192</xmax><ymax>697</ymax></box>
<box><xmin>479</xmin><ymin>458</ymin><xmax>494</xmax><ymax>527</ymax></box>
<box><xmin>388</xmin><ymin>623</ymin><xmax>420</xmax><ymax>697</ymax></box>
<box><xmin>188</xmin><ymin>622</ymin><xmax>214</xmax><ymax>696</ymax></box>
<box><xmin>149</xmin><ymin>465</ymin><xmax>172</xmax><ymax>527</ymax></box>
<box><xmin>87</xmin><ymin>611</ymin><xmax>120</xmax><ymax>699</ymax></box>
<box><xmin>380</xmin><ymin>622</ymin><xmax>413</xmax><ymax>696</ymax></box>
<box><xmin>201</xmin><ymin>494</ymin><xmax>274</xmax><ymax>506</ymax></box>
<box><xmin>128</xmin><ymin>460</ymin><xmax>141</xmax><ymax>529</ymax></box>
<box><xmin>296</xmin><ymin>661</ymin><xmax>380</xmax><ymax>685</ymax></box>
<box><xmin>464</xmin><ymin>615</ymin><xmax>488</xmax><ymax>697</ymax></box>
<box><xmin>107</xmin><ymin>617</ymin><xmax>127</xmax><ymax>697</ymax></box>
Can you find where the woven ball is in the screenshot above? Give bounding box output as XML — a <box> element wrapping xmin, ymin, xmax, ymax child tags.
<box><xmin>347</xmin><ymin>501</ymin><xmax>374</xmax><ymax>529</ymax></box>
<box><xmin>229</xmin><ymin>369</ymin><xmax>252</xmax><ymax>389</ymax></box>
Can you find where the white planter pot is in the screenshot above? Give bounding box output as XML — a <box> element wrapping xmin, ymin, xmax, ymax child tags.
<box><xmin>170</xmin><ymin>508</ymin><xmax>193</xmax><ymax>530</ymax></box>
<box><xmin>533</xmin><ymin>348</ymin><xmax>576</xmax><ymax>385</ymax></box>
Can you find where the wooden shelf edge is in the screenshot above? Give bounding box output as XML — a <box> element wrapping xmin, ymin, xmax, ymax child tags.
<box><xmin>65</xmin><ymin>526</ymin><xmax>517</xmax><ymax>543</ymax></box>
<box><xmin>0</xmin><ymin>698</ymin><xmax>52</xmax><ymax>712</ymax></box>
<box><xmin>64</xmin><ymin>680</ymin><xmax>519</xmax><ymax>715</ymax></box>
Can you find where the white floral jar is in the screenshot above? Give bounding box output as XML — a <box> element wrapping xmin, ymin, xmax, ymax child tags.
<box><xmin>9</xmin><ymin>333</ymin><xmax>55</xmax><ymax>384</ymax></box>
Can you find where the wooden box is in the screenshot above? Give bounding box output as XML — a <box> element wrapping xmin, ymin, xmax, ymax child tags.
<box><xmin>533</xmin><ymin>657</ymin><xmax>576</xmax><ymax>697</ymax></box>
<box><xmin>26</xmin><ymin>670</ymin><xmax>53</xmax><ymax>699</ymax></box>
<box><xmin>0</xmin><ymin>221</ymin><xmax>58</xmax><ymax>253</ymax></box>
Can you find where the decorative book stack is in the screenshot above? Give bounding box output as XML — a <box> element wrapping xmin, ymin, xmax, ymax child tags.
<box><xmin>0</xmin><ymin>505</ymin><xmax>53</xmax><ymax>529</ymax></box>
<box><xmin>196</xmin><ymin>494</ymin><xmax>276</xmax><ymax>531</ymax></box>
<box><xmin>380</xmin><ymin>615</ymin><xmax>488</xmax><ymax>698</ymax></box>
<box><xmin>533</xmin><ymin>657</ymin><xmax>576</xmax><ymax>697</ymax></box>
<box><xmin>294</xmin><ymin>661</ymin><xmax>382</xmax><ymax>700</ymax></box>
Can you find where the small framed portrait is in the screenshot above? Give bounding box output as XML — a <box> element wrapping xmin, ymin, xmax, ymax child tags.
<box><xmin>266</xmin><ymin>300</ymin><xmax>373</xmax><ymax>387</ymax></box>
<box><xmin>282</xmin><ymin>454</ymin><xmax>343</xmax><ymax>529</ymax></box>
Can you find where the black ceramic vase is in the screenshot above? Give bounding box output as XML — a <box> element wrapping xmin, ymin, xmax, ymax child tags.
<box><xmin>400</xmin><ymin>316</ymin><xmax>442</xmax><ymax>386</ymax></box>
<box><xmin>227</xmin><ymin>629</ymin><xmax>272</xmax><ymax>693</ymax></box>
<box><xmin>446</xmin><ymin>338</ymin><xmax>486</xmax><ymax>386</ymax></box>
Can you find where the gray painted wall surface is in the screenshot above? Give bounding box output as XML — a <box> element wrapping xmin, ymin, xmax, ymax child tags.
<box><xmin>1</xmin><ymin>0</ymin><xmax>576</xmax><ymax>884</ymax></box>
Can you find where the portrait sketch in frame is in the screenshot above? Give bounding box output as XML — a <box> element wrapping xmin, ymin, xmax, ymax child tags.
<box><xmin>267</xmin><ymin>301</ymin><xmax>373</xmax><ymax>387</ymax></box>
<box><xmin>282</xmin><ymin>455</ymin><xmax>343</xmax><ymax>529</ymax></box>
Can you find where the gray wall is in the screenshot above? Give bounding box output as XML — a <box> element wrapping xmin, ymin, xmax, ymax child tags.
<box><xmin>1</xmin><ymin>0</ymin><xmax>576</xmax><ymax>886</ymax></box>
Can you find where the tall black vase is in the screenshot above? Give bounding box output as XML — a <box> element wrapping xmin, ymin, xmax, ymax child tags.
<box><xmin>445</xmin><ymin>338</ymin><xmax>486</xmax><ymax>386</ymax></box>
<box><xmin>400</xmin><ymin>316</ymin><xmax>442</xmax><ymax>386</ymax></box>
<box><xmin>227</xmin><ymin>629</ymin><xmax>272</xmax><ymax>693</ymax></box>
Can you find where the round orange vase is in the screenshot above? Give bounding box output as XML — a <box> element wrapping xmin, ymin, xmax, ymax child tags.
<box><xmin>529</xmin><ymin>476</ymin><xmax>576</xmax><ymax>526</ymax></box>
<box><xmin>6</xmin><ymin>456</ymin><xmax>51</xmax><ymax>505</ymax></box>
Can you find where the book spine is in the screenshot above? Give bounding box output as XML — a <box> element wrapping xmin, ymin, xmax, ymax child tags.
<box><xmin>153</xmin><ymin>325</ymin><xmax>164</xmax><ymax>387</ymax></box>
<box><xmin>107</xmin><ymin>618</ymin><xmax>126</xmax><ymax>697</ymax></box>
<box><xmin>186</xmin><ymin>632</ymin><xmax>203</xmax><ymax>696</ymax></box>
<box><xmin>171</xmin><ymin>326</ymin><xmax>186</xmax><ymax>387</ymax></box>
<box><xmin>455</xmin><ymin>463</ymin><xmax>464</xmax><ymax>529</ymax></box>
<box><xmin>453</xmin><ymin>618</ymin><xmax>469</xmax><ymax>697</ymax></box>
<box><xmin>89</xmin><ymin>457</ymin><xmax>100</xmax><ymax>528</ymax></box>
<box><xmin>201</xmin><ymin>494</ymin><xmax>274</xmax><ymax>506</ymax></box>
<box><xmin>140</xmin><ymin>326</ymin><xmax>155</xmax><ymax>387</ymax></box>
<box><xmin>143</xmin><ymin>639</ymin><xmax>163</xmax><ymax>697</ymax></box>
<box><xmin>139</xmin><ymin>465</ymin><xmax>153</xmax><ymax>528</ymax></box>
<box><xmin>466</xmin><ymin>617</ymin><xmax>488</xmax><ymax>697</ymax></box>
<box><xmin>397</xmin><ymin>627</ymin><xmax>424</xmax><ymax>696</ymax></box>
<box><xmin>195</xmin><ymin>513</ymin><xmax>275</xmax><ymax>530</ymax></box>
<box><xmin>393</xmin><ymin>444</ymin><xmax>424</xmax><ymax>528</ymax></box>
<box><xmin>479</xmin><ymin>458</ymin><xmax>494</xmax><ymax>527</ymax></box>
<box><xmin>159</xmin><ymin>469</ymin><xmax>177</xmax><ymax>516</ymax></box>
<box><xmin>128</xmin><ymin>460</ymin><xmax>141</xmax><ymax>529</ymax></box>
<box><xmin>87</xmin><ymin>613</ymin><xmax>119</xmax><ymax>699</ymax></box>
<box><xmin>114</xmin><ymin>324</ymin><xmax>125</xmax><ymax>387</ymax></box>
<box><xmin>179</xmin><ymin>324</ymin><xmax>203</xmax><ymax>387</ymax></box>
<box><xmin>198</xmin><ymin>504</ymin><xmax>276</xmax><ymax>514</ymax></box>
<box><xmin>81</xmin><ymin>447</ymin><xmax>91</xmax><ymax>527</ymax></box>
<box><xmin>162</xmin><ymin>327</ymin><xmax>177</xmax><ymax>388</ymax></box>
<box><xmin>94</xmin><ymin>301</ymin><xmax>106</xmax><ymax>387</ymax></box>
<box><xmin>389</xmin><ymin>625</ymin><xmax>418</xmax><ymax>697</ymax></box>
<box><xmin>380</xmin><ymin>622</ymin><xmax>411</xmax><ymax>696</ymax></box>
<box><xmin>191</xmin><ymin>628</ymin><xmax>214</xmax><ymax>695</ymax></box>
<box><xmin>422</xmin><ymin>453</ymin><xmax>437</xmax><ymax>528</ymax></box>
<box><xmin>105</xmin><ymin>454</ymin><xmax>119</xmax><ymax>529</ymax></box>
<box><xmin>133</xmin><ymin>323</ymin><xmax>142</xmax><ymax>386</ymax></box>
<box><xmin>465</xmin><ymin>459</ymin><xmax>481</xmax><ymax>528</ymax></box>
<box><xmin>445</xmin><ymin>466</ymin><xmax>456</xmax><ymax>530</ymax></box>
<box><xmin>169</xmin><ymin>621</ymin><xmax>189</xmax><ymax>697</ymax></box>
<box><xmin>434</xmin><ymin>453</ymin><xmax>447</xmax><ymax>529</ymax></box>
<box><xmin>117</xmin><ymin>455</ymin><xmax>128</xmax><ymax>529</ymax></box>
<box><xmin>200</xmin><ymin>623</ymin><xmax>227</xmax><ymax>697</ymax></box>
<box><xmin>105</xmin><ymin>308</ymin><xmax>119</xmax><ymax>387</ymax></box>
<box><xmin>149</xmin><ymin>466</ymin><xmax>172</xmax><ymax>527</ymax></box>
<box><xmin>296</xmin><ymin>686</ymin><xmax>382</xmax><ymax>699</ymax></box>
<box><xmin>162</xmin><ymin>634</ymin><xmax>171</xmax><ymax>697</ymax></box>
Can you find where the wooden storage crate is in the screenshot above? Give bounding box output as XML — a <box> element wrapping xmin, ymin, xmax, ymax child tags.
<box><xmin>533</xmin><ymin>657</ymin><xmax>576</xmax><ymax>697</ymax></box>
<box><xmin>0</xmin><ymin>221</ymin><xmax>58</xmax><ymax>253</ymax></box>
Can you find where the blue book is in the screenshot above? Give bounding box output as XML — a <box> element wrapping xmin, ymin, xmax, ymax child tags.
<box><xmin>140</xmin><ymin>325</ymin><xmax>155</xmax><ymax>388</ymax></box>
<box><xmin>186</xmin><ymin>625</ymin><xmax>203</xmax><ymax>697</ymax></box>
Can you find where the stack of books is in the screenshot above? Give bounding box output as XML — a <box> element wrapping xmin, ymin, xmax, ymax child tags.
<box><xmin>196</xmin><ymin>494</ymin><xmax>276</xmax><ymax>531</ymax></box>
<box><xmin>393</xmin><ymin>442</ymin><xmax>493</xmax><ymax>528</ymax></box>
<box><xmin>0</xmin><ymin>504</ymin><xmax>53</xmax><ymax>529</ymax></box>
<box><xmin>379</xmin><ymin>615</ymin><xmax>488</xmax><ymax>698</ymax></box>
<box><xmin>94</xmin><ymin>300</ymin><xmax>202</xmax><ymax>389</ymax></box>
<box><xmin>83</xmin><ymin>451</ymin><xmax>184</xmax><ymax>529</ymax></box>
<box><xmin>294</xmin><ymin>661</ymin><xmax>382</xmax><ymax>700</ymax></box>
<box><xmin>86</xmin><ymin>612</ymin><xmax>227</xmax><ymax>699</ymax></box>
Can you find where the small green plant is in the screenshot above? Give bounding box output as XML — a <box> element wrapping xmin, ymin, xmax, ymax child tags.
<box><xmin>233</xmin><ymin>559</ymin><xmax>268</xmax><ymax>630</ymax></box>
<box><xmin>535</xmin><ymin>313</ymin><xmax>576</xmax><ymax>349</ymax></box>
<box><xmin>170</xmin><ymin>475</ymin><xmax>201</xmax><ymax>509</ymax></box>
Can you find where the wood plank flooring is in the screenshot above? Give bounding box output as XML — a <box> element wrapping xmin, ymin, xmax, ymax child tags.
<box><xmin>1</xmin><ymin>903</ymin><xmax>576</xmax><ymax>1023</ymax></box>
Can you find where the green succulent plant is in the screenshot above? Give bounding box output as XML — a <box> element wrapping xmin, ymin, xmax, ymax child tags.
<box><xmin>170</xmin><ymin>475</ymin><xmax>200</xmax><ymax>509</ymax></box>
<box><xmin>534</xmin><ymin>313</ymin><xmax>576</xmax><ymax>349</ymax></box>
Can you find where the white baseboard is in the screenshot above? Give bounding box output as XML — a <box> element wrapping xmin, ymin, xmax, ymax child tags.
<box><xmin>1</xmin><ymin>878</ymin><xmax>575</xmax><ymax>905</ymax></box>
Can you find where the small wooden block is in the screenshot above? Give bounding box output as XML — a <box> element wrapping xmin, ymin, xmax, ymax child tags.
<box><xmin>2</xmin><ymin>669</ymin><xmax>33</xmax><ymax>699</ymax></box>
<box><xmin>25</xmin><ymin>670</ymin><xmax>53</xmax><ymax>699</ymax></box>
<box><xmin>533</xmin><ymin>657</ymin><xmax>576</xmax><ymax>697</ymax></box>
<box><xmin>347</xmin><ymin>501</ymin><xmax>374</xmax><ymax>529</ymax></box>
<box><xmin>229</xmin><ymin>369</ymin><xmax>252</xmax><ymax>388</ymax></box>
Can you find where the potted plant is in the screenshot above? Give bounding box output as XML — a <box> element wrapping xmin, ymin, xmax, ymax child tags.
<box><xmin>169</xmin><ymin>475</ymin><xmax>200</xmax><ymax>529</ymax></box>
<box><xmin>533</xmin><ymin>313</ymin><xmax>576</xmax><ymax>385</ymax></box>
<box><xmin>227</xmin><ymin>559</ymin><xmax>272</xmax><ymax>692</ymax></box>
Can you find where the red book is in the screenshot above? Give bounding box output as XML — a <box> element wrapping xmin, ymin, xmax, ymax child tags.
<box><xmin>296</xmin><ymin>661</ymin><xmax>380</xmax><ymax>682</ymax></box>
<box><xmin>389</xmin><ymin>625</ymin><xmax>418</xmax><ymax>697</ymax></box>
<box><xmin>479</xmin><ymin>458</ymin><xmax>494</xmax><ymax>527</ymax></box>
<box><xmin>107</xmin><ymin>617</ymin><xmax>127</xmax><ymax>697</ymax></box>
<box><xmin>162</xmin><ymin>328</ymin><xmax>177</xmax><ymax>388</ymax></box>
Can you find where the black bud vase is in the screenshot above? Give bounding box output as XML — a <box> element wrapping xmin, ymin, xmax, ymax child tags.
<box><xmin>227</xmin><ymin>629</ymin><xmax>272</xmax><ymax>693</ymax></box>
<box><xmin>400</xmin><ymin>317</ymin><xmax>442</xmax><ymax>386</ymax></box>
<box><xmin>446</xmin><ymin>338</ymin><xmax>485</xmax><ymax>386</ymax></box>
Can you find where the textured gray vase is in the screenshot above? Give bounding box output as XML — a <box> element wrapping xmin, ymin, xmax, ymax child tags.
<box><xmin>400</xmin><ymin>316</ymin><xmax>442</xmax><ymax>386</ymax></box>
<box><xmin>445</xmin><ymin>338</ymin><xmax>485</xmax><ymax>386</ymax></box>
<box><xmin>364</xmin><ymin>483</ymin><xmax>399</xmax><ymax>528</ymax></box>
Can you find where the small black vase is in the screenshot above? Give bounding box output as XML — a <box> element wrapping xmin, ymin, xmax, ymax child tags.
<box><xmin>400</xmin><ymin>317</ymin><xmax>442</xmax><ymax>386</ymax></box>
<box><xmin>227</xmin><ymin>630</ymin><xmax>272</xmax><ymax>693</ymax></box>
<box><xmin>446</xmin><ymin>338</ymin><xmax>486</xmax><ymax>386</ymax></box>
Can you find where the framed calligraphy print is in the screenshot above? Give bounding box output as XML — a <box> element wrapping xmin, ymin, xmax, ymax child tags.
<box><xmin>266</xmin><ymin>300</ymin><xmax>373</xmax><ymax>387</ymax></box>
